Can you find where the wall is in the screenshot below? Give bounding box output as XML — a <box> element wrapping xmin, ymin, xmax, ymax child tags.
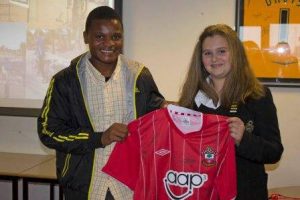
<box><xmin>0</xmin><ymin>1</ymin><xmax>299</xmax><ymax>198</ymax></box>
<box><xmin>265</xmin><ymin>87</ymin><xmax>300</xmax><ymax>187</ymax></box>
<box><xmin>123</xmin><ymin>0</ymin><xmax>235</xmax><ymax>101</ymax></box>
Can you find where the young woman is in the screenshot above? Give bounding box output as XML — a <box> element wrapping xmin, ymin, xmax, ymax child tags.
<box><xmin>178</xmin><ymin>24</ymin><xmax>283</xmax><ymax>200</ymax></box>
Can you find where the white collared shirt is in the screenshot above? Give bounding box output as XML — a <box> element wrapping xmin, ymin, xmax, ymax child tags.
<box><xmin>194</xmin><ymin>77</ymin><xmax>220</xmax><ymax>110</ymax></box>
<box><xmin>84</xmin><ymin>53</ymin><xmax>132</xmax><ymax>200</ymax></box>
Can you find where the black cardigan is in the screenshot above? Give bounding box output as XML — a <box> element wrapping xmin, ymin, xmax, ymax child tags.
<box><xmin>193</xmin><ymin>87</ymin><xmax>283</xmax><ymax>200</ymax></box>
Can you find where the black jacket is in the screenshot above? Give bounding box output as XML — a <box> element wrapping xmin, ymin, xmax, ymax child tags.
<box><xmin>37</xmin><ymin>54</ymin><xmax>164</xmax><ymax>198</ymax></box>
<box><xmin>193</xmin><ymin>87</ymin><xmax>283</xmax><ymax>200</ymax></box>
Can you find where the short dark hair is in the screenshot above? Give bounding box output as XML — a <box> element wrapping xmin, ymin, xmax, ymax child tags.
<box><xmin>85</xmin><ymin>6</ymin><xmax>123</xmax><ymax>32</ymax></box>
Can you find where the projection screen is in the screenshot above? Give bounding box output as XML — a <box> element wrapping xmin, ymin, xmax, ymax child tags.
<box><xmin>0</xmin><ymin>0</ymin><xmax>122</xmax><ymax>116</ymax></box>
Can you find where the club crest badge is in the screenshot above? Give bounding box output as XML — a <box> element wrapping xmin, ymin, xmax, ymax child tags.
<box><xmin>202</xmin><ymin>146</ymin><xmax>216</xmax><ymax>167</ymax></box>
<box><xmin>245</xmin><ymin>120</ymin><xmax>254</xmax><ymax>133</ymax></box>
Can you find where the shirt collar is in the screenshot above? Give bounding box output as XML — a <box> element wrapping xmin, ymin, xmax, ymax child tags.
<box><xmin>194</xmin><ymin>77</ymin><xmax>220</xmax><ymax>109</ymax></box>
<box><xmin>85</xmin><ymin>52</ymin><xmax>122</xmax><ymax>83</ymax></box>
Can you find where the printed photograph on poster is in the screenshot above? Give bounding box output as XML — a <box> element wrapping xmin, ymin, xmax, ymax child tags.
<box><xmin>236</xmin><ymin>0</ymin><xmax>300</xmax><ymax>87</ymax></box>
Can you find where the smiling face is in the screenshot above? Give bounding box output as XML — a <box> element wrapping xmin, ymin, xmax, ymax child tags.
<box><xmin>83</xmin><ymin>19</ymin><xmax>123</xmax><ymax>70</ymax></box>
<box><xmin>201</xmin><ymin>34</ymin><xmax>232</xmax><ymax>82</ymax></box>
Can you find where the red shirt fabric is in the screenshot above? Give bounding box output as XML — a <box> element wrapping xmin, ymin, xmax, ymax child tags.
<box><xmin>102</xmin><ymin>105</ymin><xmax>237</xmax><ymax>200</ymax></box>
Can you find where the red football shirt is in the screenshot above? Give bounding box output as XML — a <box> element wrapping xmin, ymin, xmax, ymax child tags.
<box><xmin>102</xmin><ymin>105</ymin><xmax>236</xmax><ymax>200</ymax></box>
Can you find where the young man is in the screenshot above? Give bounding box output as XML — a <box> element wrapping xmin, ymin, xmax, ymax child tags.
<box><xmin>37</xmin><ymin>6</ymin><xmax>165</xmax><ymax>200</ymax></box>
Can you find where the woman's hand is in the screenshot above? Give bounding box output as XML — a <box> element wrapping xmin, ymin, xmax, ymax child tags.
<box><xmin>227</xmin><ymin>117</ymin><xmax>245</xmax><ymax>146</ymax></box>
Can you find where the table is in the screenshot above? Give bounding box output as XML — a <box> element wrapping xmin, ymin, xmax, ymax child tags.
<box><xmin>0</xmin><ymin>152</ymin><xmax>54</xmax><ymax>176</ymax></box>
<box><xmin>269</xmin><ymin>186</ymin><xmax>300</xmax><ymax>198</ymax></box>
<box><xmin>0</xmin><ymin>152</ymin><xmax>54</xmax><ymax>200</ymax></box>
<box><xmin>20</xmin><ymin>158</ymin><xmax>63</xmax><ymax>200</ymax></box>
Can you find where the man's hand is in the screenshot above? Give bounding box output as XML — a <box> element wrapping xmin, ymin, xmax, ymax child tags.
<box><xmin>101</xmin><ymin>123</ymin><xmax>128</xmax><ymax>146</ymax></box>
<box><xmin>161</xmin><ymin>100</ymin><xmax>178</xmax><ymax>108</ymax></box>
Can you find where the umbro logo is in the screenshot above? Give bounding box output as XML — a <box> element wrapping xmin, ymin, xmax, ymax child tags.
<box><xmin>155</xmin><ymin>149</ymin><xmax>170</xmax><ymax>156</ymax></box>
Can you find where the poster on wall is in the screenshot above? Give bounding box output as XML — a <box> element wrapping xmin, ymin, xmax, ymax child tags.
<box><xmin>0</xmin><ymin>0</ymin><xmax>121</xmax><ymax>116</ymax></box>
<box><xmin>236</xmin><ymin>0</ymin><xmax>300</xmax><ymax>87</ymax></box>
